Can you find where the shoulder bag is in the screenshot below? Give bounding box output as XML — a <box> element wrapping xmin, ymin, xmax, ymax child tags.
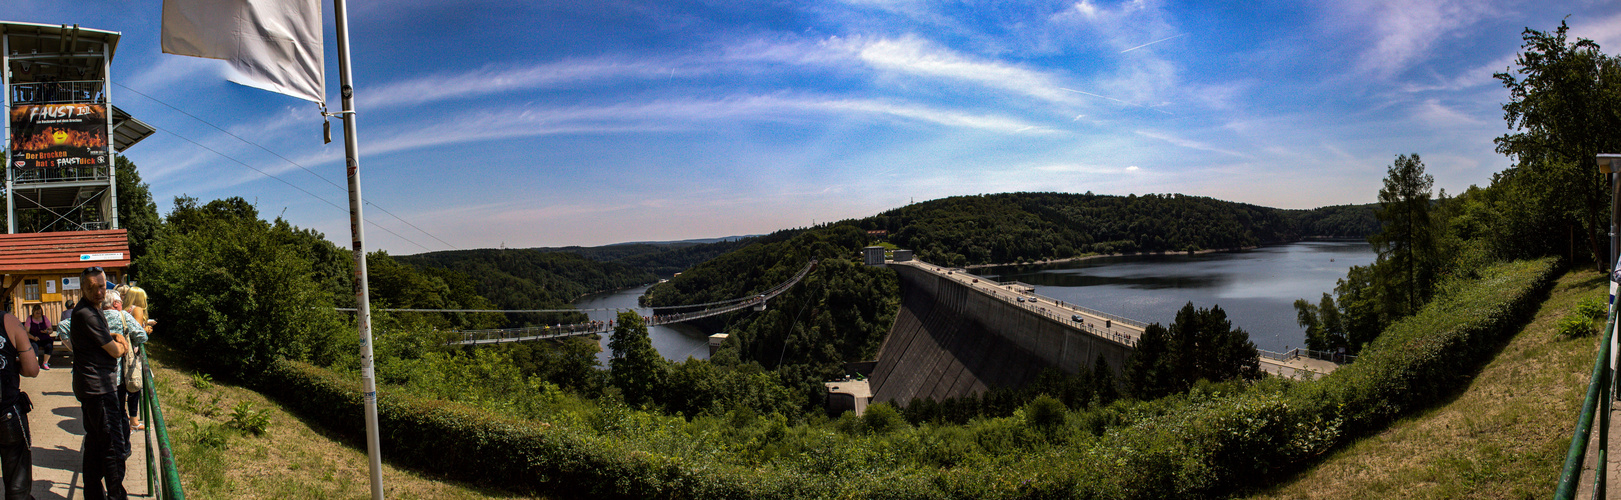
<box><xmin>120</xmin><ymin>314</ymin><xmax>144</xmax><ymax>393</ymax></box>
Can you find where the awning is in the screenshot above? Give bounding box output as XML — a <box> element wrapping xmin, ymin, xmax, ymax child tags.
<box><xmin>0</xmin><ymin>229</ymin><xmax>130</xmax><ymax>272</ymax></box>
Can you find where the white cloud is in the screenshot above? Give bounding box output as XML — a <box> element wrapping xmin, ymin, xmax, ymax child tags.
<box><xmin>358</xmin><ymin>39</ymin><xmax>838</xmax><ymax>109</ymax></box>
<box><xmin>846</xmin><ymin>35</ymin><xmax>1084</xmax><ymax>106</ymax></box>
<box><xmin>123</xmin><ymin>56</ymin><xmax>225</xmax><ymax>94</ymax></box>
<box><xmin>1411</xmin><ymin>98</ymin><xmax>1489</xmax><ymax>128</ymax></box>
<box><xmin>1332</xmin><ymin>0</ymin><xmax>1501</xmax><ymax>79</ymax></box>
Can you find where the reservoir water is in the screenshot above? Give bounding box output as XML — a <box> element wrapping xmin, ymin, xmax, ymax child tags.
<box><xmin>574</xmin><ymin>284</ymin><xmax>712</xmax><ymax>367</ymax></box>
<box><xmin>969</xmin><ymin>241</ymin><xmax>1377</xmax><ymax>353</ymax></box>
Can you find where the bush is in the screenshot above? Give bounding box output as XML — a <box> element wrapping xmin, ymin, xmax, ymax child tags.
<box><xmin>1577</xmin><ymin>297</ymin><xmax>1608</xmax><ymax>321</ymax></box>
<box><xmin>1558</xmin><ymin>314</ymin><xmax>1597</xmax><ymax>338</ymax></box>
<box><xmin>861</xmin><ymin>402</ymin><xmax>907</xmax><ymax>435</ymax></box>
<box><xmin>1024</xmin><ymin>395</ymin><xmax>1067</xmax><ymax>431</ymax></box>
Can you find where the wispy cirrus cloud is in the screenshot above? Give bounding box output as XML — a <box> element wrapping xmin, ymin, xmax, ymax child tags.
<box><xmin>1134</xmin><ymin>129</ymin><xmax>1249</xmax><ymax>158</ymax></box>
<box><xmin>845</xmin><ymin>35</ymin><xmax>1085</xmax><ymax>107</ymax></box>
<box><xmin>1329</xmin><ymin>0</ymin><xmax>1502</xmax><ymax>79</ymax></box>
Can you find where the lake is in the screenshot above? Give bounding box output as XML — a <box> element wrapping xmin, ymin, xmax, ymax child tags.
<box><xmin>968</xmin><ymin>241</ymin><xmax>1377</xmax><ymax>353</ymax></box>
<box><xmin>574</xmin><ymin>284</ymin><xmax>712</xmax><ymax>367</ymax></box>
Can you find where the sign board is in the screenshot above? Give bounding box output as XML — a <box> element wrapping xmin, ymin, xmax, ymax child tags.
<box><xmin>9</xmin><ymin>104</ymin><xmax>109</xmax><ymax>171</ymax></box>
<box><xmin>79</xmin><ymin>253</ymin><xmax>122</xmax><ymax>262</ymax></box>
<box><xmin>45</xmin><ymin>280</ymin><xmax>55</xmax><ymax>295</ymax></box>
<box><xmin>61</xmin><ymin>277</ymin><xmax>79</xmax><ymax>291</ymax></box>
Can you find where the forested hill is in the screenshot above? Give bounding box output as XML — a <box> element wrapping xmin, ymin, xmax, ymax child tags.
<box><xmin>537</xmin><ymin>238</ymin><xmax>754</xmax><ymax>276</ymax></box>
<box><xmin>865</xmin><ymin>193</ymin><xmax>1374</xmax><ymax>267</ymax></box>
<box><xmin>399</xmin><ymin>249</ymin><xmax>657</xmax><ymax>326</ymax></box>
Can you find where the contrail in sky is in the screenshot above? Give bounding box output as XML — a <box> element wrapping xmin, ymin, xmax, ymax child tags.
<box><xmin>1059</xmin><ymin>87</ymin><xmax>1174</xmax><ymax>115</ymax></box>
<box><xmin>1120</xmin><ymin>33</ymin><xmax>1187</xmax><ymax>53</ymax></box>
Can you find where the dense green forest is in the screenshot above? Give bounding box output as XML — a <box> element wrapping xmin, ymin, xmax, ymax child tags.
<box><xmin>862</xmin><ymin>192</ymin><xmax>1360</xmax><ymax>267</ymax></box>
<box><xmin>538</xmin><ymin>237</ymin><xmax>754</xmax><ymax>276</ymax></box>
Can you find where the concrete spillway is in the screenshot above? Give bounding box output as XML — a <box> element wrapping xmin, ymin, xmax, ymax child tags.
<box><xmin>866</xmin><ymin>261</ymin><xmax>1136</xmax><ymax>406</ymax></box>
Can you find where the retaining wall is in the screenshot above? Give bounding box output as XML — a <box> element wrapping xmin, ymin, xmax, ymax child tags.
<box><xmin>867</xmin><ymin>263</ymin><xmax>1134</xmax><ymax>406</ymax></box>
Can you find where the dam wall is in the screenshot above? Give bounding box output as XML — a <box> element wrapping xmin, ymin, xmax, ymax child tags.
<box><xmin>866</xmin><ymin>262</ymin><xmax>1135</xmax><ymax>406</ymax></box>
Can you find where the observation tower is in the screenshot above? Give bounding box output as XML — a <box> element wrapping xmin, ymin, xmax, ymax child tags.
<box><xmin>3</xmin><ymin>21</ymin><xmax>153</xmax><ymax>234</ymax></box>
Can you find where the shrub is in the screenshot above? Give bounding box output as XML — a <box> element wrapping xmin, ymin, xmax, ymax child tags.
<box><xmin>861</xmin><ymin>402</ymin><xmax>907</xmax><ymax>435</ymax></box>
<box><xmin>227</xmin><ymin>401</ymin><xmax>271</xmax><ymax>436</ymax></box>
<box><xmin>1023</xmin><ymin>395</ymin><xmax>1067</xmax><ymax>431</ymax></box>
<box><xmin>1577</xmin><ymin>296</ymin><xmax>1608</xmax><ymax>321</ymax></box>
<box><xmin>1557</xmin><ymin>314</ymin><xmax>1597</xmax><ymax>338</ymax></box>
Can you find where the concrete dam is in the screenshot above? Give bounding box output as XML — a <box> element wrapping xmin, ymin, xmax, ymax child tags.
<box><xmin>864</xmin><ymin>258</ymin><xmax>1145</xmax><ymax>406</ymax></box>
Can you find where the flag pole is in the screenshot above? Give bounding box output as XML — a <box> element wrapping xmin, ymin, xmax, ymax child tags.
<box><xmin>331</xmin><ymin>0</ymin><xmax>386</xmax><ymax>498</ymax></box>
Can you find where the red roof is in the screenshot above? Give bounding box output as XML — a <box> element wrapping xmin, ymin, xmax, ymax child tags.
<box><xmin>0</xmin><ymin>230</ymin><xmax>130</xmax><ymax>272</ymax></box>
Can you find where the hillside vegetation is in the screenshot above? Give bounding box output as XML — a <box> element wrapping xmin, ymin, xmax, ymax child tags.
<box><xmin>1252</xmin><ymin>269</ymin><xmax>1603</xmax><ymax>499</ymax></box>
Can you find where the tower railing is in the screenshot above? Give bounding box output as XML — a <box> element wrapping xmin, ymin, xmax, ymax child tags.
<box><xmin>9</xmin><ymin>80</ymin><xmax>106</xmax><ymax>104</ymax></box>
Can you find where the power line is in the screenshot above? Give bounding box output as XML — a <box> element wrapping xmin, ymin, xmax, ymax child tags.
<box><xmin>115</xmin><ymin>83</ymin><xmax>458</xmax><ymax>250</ymax></box>
<box><xmin>133</xmin><ymin>119</ymin><xmax>435</xmax><ymax>252</ymax></box>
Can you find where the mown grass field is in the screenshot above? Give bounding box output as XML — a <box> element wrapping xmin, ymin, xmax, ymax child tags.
<box><xmin>1251</xmin><ymin>269</ymin><xmax>1605</xmax><ymax>499</ymax></box>
<box><xmin>145</xmin><ymin>344</ymin><xmax>537</xmax><ymax>500</ymax></box>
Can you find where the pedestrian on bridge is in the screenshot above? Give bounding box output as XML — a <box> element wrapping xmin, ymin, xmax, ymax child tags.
<box><xmin>0</xmin><ymin>297</ymin><xmax>40</xmax><ymax>500</ymax></box>
<box><xmin>69</xmin><ymin>267</ymin><xmax>130</xmax><ymax>500</ymax></box>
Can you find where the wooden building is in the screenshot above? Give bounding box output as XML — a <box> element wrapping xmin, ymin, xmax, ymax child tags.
<box><xmin>0</xmin><ymin>229</ymin><xmax>129</xmax><ymax>318</ymax></box>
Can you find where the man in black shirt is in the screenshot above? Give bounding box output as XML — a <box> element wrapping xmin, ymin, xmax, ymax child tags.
<box><xmin>70</xmin><ymin>267</ymin><xmax>128</xmax><ymax>500</ymax></box>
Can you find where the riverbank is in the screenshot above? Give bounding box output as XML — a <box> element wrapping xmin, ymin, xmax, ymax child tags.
<box><xmin>962</xmin><ymin>246</ymin><xmax>1260</xmax><ymax>270</ymax></box>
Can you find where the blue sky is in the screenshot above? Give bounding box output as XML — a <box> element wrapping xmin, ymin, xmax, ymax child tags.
<box><xmin>10</xmin><ymin>1</ymin><xmax>1621</xmax><ymax>254</ymax></box>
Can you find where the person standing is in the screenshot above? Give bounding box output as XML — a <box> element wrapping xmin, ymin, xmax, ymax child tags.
<box><xmin>70</xmin><ymin>267</ymin><xmax>129</xmax><ymax>500</ymax></box>
<box><xmin>118</xmin><ymin>287</ymin><xmax>151</xmax><ymax>433</ymax></box>
<box><xmin>24</xmin><ymin>305</ymin><xmax>51</xmax><ymax>370</ymax></box>
<box><xmin>102</xmin><ymin>292</ymin><xmax>145</xmax><ymax>435</ymax></box>
<box><xmin>1</xmin><ymin>298</ymin><xmax>41</xmax><ymax>500</ymax></box>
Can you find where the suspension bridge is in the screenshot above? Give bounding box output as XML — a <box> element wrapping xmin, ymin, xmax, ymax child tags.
<box><xmin>446</xmin><ymin>260</ymin><xmax>819</xmax><ymax>345</ymax></box>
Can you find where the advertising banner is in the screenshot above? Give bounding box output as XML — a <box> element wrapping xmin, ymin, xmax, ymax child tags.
<box><xmin>9</xmin><ymin>103</ymin><xmax>109</xmax><ymax>170</ymax></box>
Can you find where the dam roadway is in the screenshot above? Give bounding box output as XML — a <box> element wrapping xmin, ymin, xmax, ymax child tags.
<box><xmin>863</xmin><ymin>257</ymin><xmax>1340</xmax><ymax>407</ymax></box>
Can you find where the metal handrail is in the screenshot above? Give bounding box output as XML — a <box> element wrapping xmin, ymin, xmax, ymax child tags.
<box><xmin>9</xmin><ymin>80</ymin><xmax>106</xmax><ymax>104</ymax></box>
<box><xmin>1555</xmin><ymin>305</ymin><xmax>1616</xmax><ymax>499</ymax></box>
<box><xmin>139</xmin><ymin>347</ymin><xmax>187</xmax><ymax>499</ymax></box>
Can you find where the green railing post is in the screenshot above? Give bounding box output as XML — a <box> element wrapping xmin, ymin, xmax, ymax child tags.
<box><xmin>140</xmin><ymin>348</ymin><xmax>186</xmax><ymax>499</ymax></box>
<box><xmin>1556</xmin><ymin>306</ymin><xmax>1618</xmax><ymax>499</ymax></box>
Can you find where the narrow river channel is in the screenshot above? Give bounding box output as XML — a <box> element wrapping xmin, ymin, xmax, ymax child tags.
<box><xmin>573</xmin><ymin>284</ymin><xmax>712</xmax><ymax>367</ymax></box>
<box><xmin>970</xmin><ymin>241</ymin><xmax>1377</xmax><ymax>353</ymax></box>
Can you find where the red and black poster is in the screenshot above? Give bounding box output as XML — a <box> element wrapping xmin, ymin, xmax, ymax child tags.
<box><xmin>9</xmin><ymin>103</ymin><xmax>108</xmax><ymax>170</ymax></box>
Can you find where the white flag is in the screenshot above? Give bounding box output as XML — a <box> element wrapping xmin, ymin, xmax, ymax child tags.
<box><xmin>162</xmin><ymin>0</ymin><xmax>325</xmax><ymax>103</ymax></box>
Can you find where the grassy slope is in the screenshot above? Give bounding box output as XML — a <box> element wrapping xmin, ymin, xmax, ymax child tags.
<box><xmin>1251</xmin><ymin>269</ymin><xmax>1605</xmax><ymax>499</ymax></box>
<box><xmin>146</xmin><ymin>345</ymin><xmax>536</xmax><ymax>500</ymax></box>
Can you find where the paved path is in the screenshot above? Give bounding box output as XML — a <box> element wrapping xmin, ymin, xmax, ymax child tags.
<box><xmin>24</xmin><ymin>355</ymin><xmax>150</xmax><ymax>500</ymax></box>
